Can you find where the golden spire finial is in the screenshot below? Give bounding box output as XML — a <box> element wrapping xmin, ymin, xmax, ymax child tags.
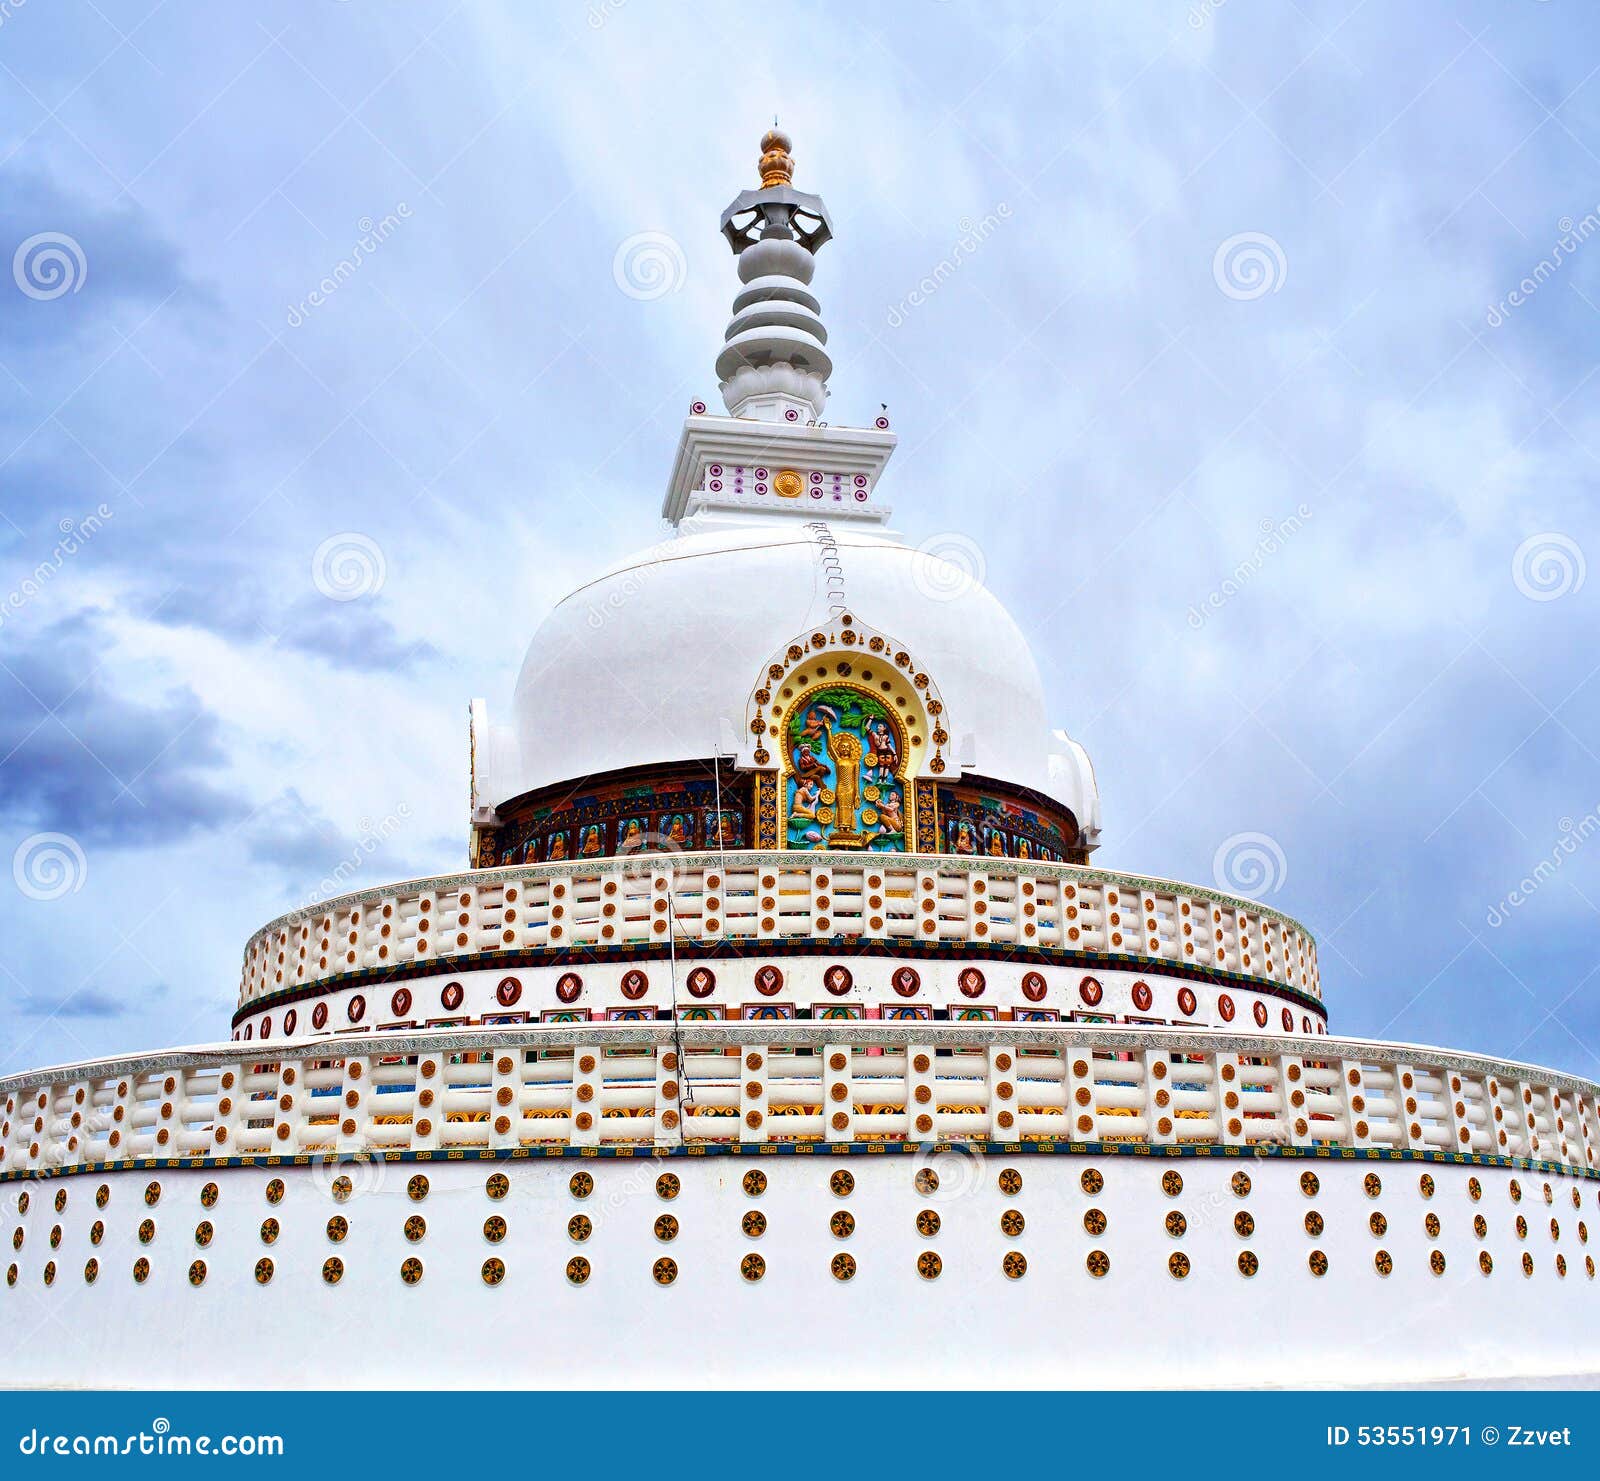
<box><xmin>758</xmin><ymin>124</ymin><xmax>793</xmax><ymax>189</ymax></box>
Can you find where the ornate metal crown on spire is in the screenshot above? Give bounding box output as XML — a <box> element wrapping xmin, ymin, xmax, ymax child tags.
<box><xmin>715</xmin><ymin>127</ymin><xmax>835</xmax><ymax>421</ymax></box>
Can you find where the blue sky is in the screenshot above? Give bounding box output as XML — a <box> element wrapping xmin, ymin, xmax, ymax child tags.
<box><xmin>1</xmin><ymin>1</ymin><xmax>1596</xmax><ymax>1079</ymax></box>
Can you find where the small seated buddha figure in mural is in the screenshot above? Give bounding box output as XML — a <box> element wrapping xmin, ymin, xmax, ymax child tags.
<box><xmin>619</xmin><ymin>818</ymin><xmax>645</xmax><ymax>851</ymax></box>
<box><xmin>548</xmin><ymin>831</ymin><xmax>569</xmax><ymax>861</ymax></box>
<box><xmin>1016</xmin><ymin>836</ymin><xmax>1031</xmax><ymax>861</ymax></box>
<box><xmin>663</xmin><ymin>814</ymin><xmax>691</xmax><ymax>849</ymax></box>
<box><xmin>986</xmin><ymin>829</ymin><xmax>1007</xmax><ymax>857</ymax></box>
<box><xmin>579</xmin><ymin>824</ymin><xmax>603</xmax><ymax>857</ymax></box>
<box><xmin>953</xmin><ymin>819</ymin><xmax>978</xmax><ymax>855</ymax></box>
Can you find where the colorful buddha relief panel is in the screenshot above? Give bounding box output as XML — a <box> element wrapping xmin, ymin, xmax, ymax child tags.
<box><xmin>784</xmin><ymin>685</ymin><xmax>910</xmax><ymax>852</ymax></box>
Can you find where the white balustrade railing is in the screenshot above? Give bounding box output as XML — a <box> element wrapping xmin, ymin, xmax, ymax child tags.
<box><xmin>238</xmin><ymin>851</ymin><xmax>1320</xmax><ymax>1007</ymax></box>
<box><xmin>3</xmin><ymin>1024</ymin><xmax>1592</xmax><ymax>1178</ymax></box>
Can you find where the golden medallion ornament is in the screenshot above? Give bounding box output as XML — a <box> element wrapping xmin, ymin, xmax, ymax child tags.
<box><xmin>916</xmin><ymin>1209</ymin><xmax>941</xmax><ymax>1237</ymax></box>
<box><xmin>652</xmin><ymin>1257</ymin><xmax>678</xmax><ymax>1286</ymax></box>
<box><xmin>194</xmin><ymin>1221</ymin><xmax>214</xmax><ymax>1248</ymax></box>
<box><xmin>741</xmin><ymin>1210</ymin><xmax>767</xmax><ymax>1238</ymax></box>
<box><xmin>16</xmin><ymin>1193</ymin><xmax>27</xmax><ymax>1215</ymax></box>
<box><xmin>1467</xmin><ymin>1177</ymin><xmax>1482</xmax><ymax>1201</ymax></box>
<box><xmin>331</xmin><ymin>1175</ymin><xmax>353</xmax><ymax>1203</ymax></box>
<box><xmin>143</xmin><ymin>1181</ymin><xmax>161</xmax><ymax>1208</ymax></box>
<box><xmin>188</xmin><ymin>1260</ymin><xmax>206</xmax><ymax>1287</ymax></box>
<box><xmin>1522</xmin><ymin>1252</ymin><xmax>1534</xmax><ymax>1277</ymax></box>
<box><xmin>265</xmin><ymin>1179</ymin><xmax>285</xmax><ymax>1206</ymax></box>
<box><xmin>830</xmin><ymin>1169</ymin><xmax>855</xmax><ymax>1197</ymax></box>
<box><xmin>1369</xmin><ymin>1211</ymin><xmax>1387</xmax><ymax>1238</ymax></box>
<box><xmin>1373</xmin><ymin>1249</ymin><xmax>1393</xmax><ymax>1276</ymax></box>
<box><xmin>1418</xmin><ymin>1173</ymin><xmax>1435</xmax><ymax>1199</ymax></box>
<box><xmin>1233</xmin><ymin>1211</ymin><xmax>1255</xmax><ymax>1239</ymax></box>
<box><xmin>830</xmin><ymin>1252</ymin><xmax>857</xmax><ymax>1282</ymax></box>
<box><xmin>655</xmin><ymin>1173</ymin><xmax>680</xmax><ymax>1201</ymax></box>
<box><xmin>999</xmin><ymin>1209</ymin><xmax>1025</xmax><ymax>1238</ymax></box>
<box><xmin>570</xmin><ymin>1170</ymin><xmax>594</xmax><ymax>1200</ymax></box>
<box><xmin>1299</xmin><ymin>1171</ymin><xmax>1320</xmax><ymax>1198</ymax></box>
<box><xmin>998</xmin><ymin>1167</ymin><xmax>1023</xmax><ymax>1196</ymax></box>
<box><xmin>741</xmin><ymin>1252</ymin><xmax>766</xmax><ymax>1283</ymax></box>
<box><xmin>1424</xmin><ymin>1212</ymin><xmax>1441</xmax><ymax>1239</ymax></box>
<box><xmin>90</xmin><ymin>1221</ymin><xmax>104</xmax><ymax>1246</ymax></box>
<box><xmin>406</xmin><ymin>1174</ymin><xmax>430</xmax><ymax>1203</ymax></box>
<box><xmin>1237</xmin><ymin>1250</ymin><xmax>1259</xmax><ymax>1278</ymax></box>
<box><xmin>322</xmin><ymin>1257</ymin><xmax>344</xmax><ymax>1285</ymax></box>
<box><xmin>199</xmin><ymin>1182</ymin><xmax>219</xmax><ymax>1209</ymax></box>
<box><xmin>1473</xmin><ymin>1214</ymin><xmax>1487</xmax><ymax>1239</ymax></box>
<box><xmin>95</xmin><ymin>1184</ymin><xmax>110</xmax><ymax>1210</ymax></box>
<box><xmin>1002</xmin><ymin>1251</ymin><xmax>1027</xmax><ymax>1281</ymax></box>
<box><xmin>404</xmin><ymin>1215</ymin><xmax>426</xmax><ymax>1244</ymax></box>
<box><xmin>254</xmin><ymin>1257</ymin><xmax>274</xmax><ymax>1285</ymax></box>
<box><xmin>42</xmin><ymin>1261</ymin><xmax>56</xmax><ymax>1287</ymax></box>
<box><xmin>1363</xmin><ymin>1173</ymin><xmax>1382</xmax><ymax>1199</ymax></box>
<box><xmin>773</xmin><ymin>468</ymin><xmax>804</xmax><ymax>499</ymax></box>
<box><xmin>481</xmin><ymin>1257</ymin><xmax>506</xmax><ymax>1286</ymax></box>
<box><xmin>1087</xmin><ymin>1249</ymin><xmax>1111</xmax><ymax>1279</ymax></box>
<box><xmin>566</xmin><ymin>1256</ymin><xmax>591</xmax><ymax>1286</ymax></box>
<box><xmin>654</xmin><ymin>1214</ymin><xmax>680</xmax><ymax>1243</ymax></box>
<box><xmin>53</xmin><ymin>1188</ymin><xmax>67</xmax><ymax>1214</ymax></box>
<box><xmin>84</xmin><ymin>1258</ymin><xmax>99</xmax><ymax>1285</ymax></box>
<box><xmin>4</xmin><ymin>1265</ymin><xmax>14</xmax><ymax>1288</ymax></box>
<box><xmin>913</xmin><ymin>1167</ymin><xmax>939</xmax><ymax>1196</ymax></box>
<box><xmin>1164</xmin><ymin>1210</ymin><xmax>1187</xmax><ymax>1238</ymax></box>
<box><xmin>1308</xmin><ymin>1249</ymin><xmax>1329</xmax><ymax>1277</ymax></box>
<box><xmin>137</xmin><ymin>1219</ymin><xmax>156</xmax><ymax>1246</ymax></box>
<box><xmin>1083</xmin><ymin>1207</ymin><xmax>1108</xmax><ymax>1236</ymax></box>
<box><xmin>326</xmin><ymin>1215</ymin><xmax>349</xmax><ymax>1243</ymax></box>
<box><xmin>1080</xmin><ymin>1167</ymin><xmax>1104</xmax><ymax>1196</ymax></box>
<box><xmin>1515</xmin><ymin>1215</ymin><xmax>1528</xmax><ymax>1240</ymax></box>
<box><xmin>917</xmin><ymin>1250</ymin><xmax>942</xmax><ymax>1281</ymax></box>
<box><xmin>133</xmin><ymin>1257</ymin><xmax>150</xmax><ymax>1284</ymax></box>
<box><xmin>483</xmin><ymin>1215</ymin><xmax>507</xmax><ymax>1244</ymax></box>
<box><xmin>1161</xmin><ymin>1170</ymin><xmax>1183</xmax><ymax>1197</ymax></box>
<box><xmin>1480</xmin><ymin>1251</ymin><xmax>1494</xmax><ymax>1276</ymax></box>
<box><xmin>1168</xmin><ymin>1252</ymin><xmax>1191</xmax><ymax>1280</ymax></box>
<box><xmin>568</xmin><ymin>1214</ymin><xmax>593</xmax><ymax>1243</ymax></box>
<box><xmin>260</xmin><ymin>1218</ymin><xmax>280</xmax><ymax>1245</ymax></box>
<box><xmin>400</xmin><ymin>1257</ymin><xmax>424</xmax><ymax>1286</ymax></box>
<box><xmin>742</xmin><ymin>1169</ymin><xmax>767</xmax><ymax>1198</ymax></box>
<box><xmin>830</xmin><ymin>1210</ymin><xmax>856</xmax><ymax>1239</ymax></box>
<box><xmin>1509</xmin><ymin>1178</ymin><xmax>1522</xmax><ymax>1204</ymax></box>
<box><xmin>1430</xmin><ymin>1250</ymin><xmax>1447</xmax><ymax>1276</ymax></box>
<box><xmin>1231</xmin><ymin>1171</ymin><xmax>1252</xmax><ymax>1198</ymax></box>
<box><xmin>486</xmin><ymin>1172</ymin><xmax>510</xmax><ymax>1200</ymax></box>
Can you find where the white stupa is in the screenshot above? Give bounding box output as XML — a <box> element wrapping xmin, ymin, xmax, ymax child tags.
<box><xmin>2</xmin><ymin>131</ymin><xmax>1596</xmax><ymax>1389</ymax></box>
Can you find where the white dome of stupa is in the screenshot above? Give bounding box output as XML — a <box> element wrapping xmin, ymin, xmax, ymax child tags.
<box><xmin>494</xmin><ymin>512</ymin><xmax>1099</xmax><ymax>837</ymax></box>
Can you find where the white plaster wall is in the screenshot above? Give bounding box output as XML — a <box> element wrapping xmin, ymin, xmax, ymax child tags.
<box><xmin>3</xmin><ymin>1156</ymin><xmax>1591</xmax><ymax>1388</ymax></box>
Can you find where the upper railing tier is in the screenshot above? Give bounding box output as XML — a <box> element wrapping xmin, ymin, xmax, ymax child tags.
<box><xmin>237</xmin><ymin>852</ymin><xmax>1320</xmax><ymax>1010</ymax></box>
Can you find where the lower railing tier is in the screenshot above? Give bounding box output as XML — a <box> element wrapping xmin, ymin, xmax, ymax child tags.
<box><xmin>2</xmin><ymin>1024</ymin><xmax>1595</xmax><ymax>1178</ymax></box>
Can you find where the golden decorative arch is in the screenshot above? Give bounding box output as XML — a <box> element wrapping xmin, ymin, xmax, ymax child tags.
<box><xmin>742</xmin><ymin>616</ymin><xmax>951</xmax><ymax>853</ymax></box>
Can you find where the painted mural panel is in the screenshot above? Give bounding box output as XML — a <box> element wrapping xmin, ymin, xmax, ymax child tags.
<box><xmin>785</xmin><ymin>685</ymin><xmax>907</xmax><ymax>851</ymax></box>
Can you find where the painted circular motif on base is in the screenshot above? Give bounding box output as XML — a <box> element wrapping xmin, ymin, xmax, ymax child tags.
<box><xmin>830</xmin><ymin>1169</ymin><xmax>855</xmax><ymax>1197</ymax></box>
<box><xmin>654</xmin><ymin>1215</ymin><xmax>680</xmax><ymax>1243</ymax></box>
<box><xmin>743</xmin><ymin>1170</ymin><xmax>767</xmax><ymax>1197</ymax></box>
<box><xmin>326</xmin><ymin>1216</ymin><xmax>348</xmax><ymax>1243</ymax></box>
<box><xmin>742</xmin><ymin>1210</ymin><xmax>767</xmax><ymax>1238</ymax></box>
<box><xmin>1161</xmin><ymin>1170</ymin><xmax>1183</xmax><ymax>1197</ymax></box>
<box><xmin>1164</xmin><ymin>1211</ymin><xmax>1187</xmax><ymax>1238</ymax></box>
<box><xmin>406</xmin><ymin>1174</ymin><xmax>430</xmax><ymax>1202</ymax></box>
<box><xmin>1238</xmin><ymin>1250</ymin><xmax>1259</xmax><ymax>1278</ymax></box>
<box><xmin>486</xmin><ymin>1172</ymin><xmax>510</xmax><ymax>1200</ymax></box>
<box><xmin>84</xmin><ymin>1258</ymin><xmax>98</xmax><ymax>1284</ymax></box>
<box><xmin>260</xmin><ymin>1218</ymin><xmax>280</xmax><ymax>1244</ymax></box>
<box><xmin>1002</xmin><ymin>1251</ymin><xmax>1027</xmax><ymax>1280</ymax></box>
<box><xmin>400</xmin><ymin>1257</ymin><xmax>423</xmax><ymax>1285</ymax></box>
<box><xmin>483</xmin><ymin>1216</ymin><xmax>507</xmax><ymax>1244</ymax></box>
<box><xmin>916</xmin><ymin>1209</ymin><xmax>941</xmax><ymax>1237</ymax></box>
<box><xmin>655</xmin><ymin>1173</ymin><xmax>680</xmax><ymax>1200</ymax></box>
<box><xmin>1087</xmin><ymin>1249</ymin><xmax>1110</xmax><ymax>1278</ymax></box>
<box><xmin>1081</xmin><ymin>1167</ymin><xmax>1104</xmax><ymax>1195</ymax></box>
<box><xmin>132</xmin><ymin>1258</ymin><xmax>149</xmax><ymax>1284</ymax></box>
<box><xmin>570</xmin><ymin>1171</ymin><xmax>594</xmax><ymax>1199</ymax></box>
<box><xmin>913</xmin><ymin>1168</ymin><xmax>938</xmax><ymax>1196</ymax></box>
<box><xmin>741</xmin><ymin>1253</ymin><xmax>766</xmax><ymax>1282</ymax></box>
<box><xmin>568</xmin><ymin>1215</ymin><xmax>593</xmax><ymax>1243</ymax></box>
<box><xmin>1000</xmin><ymin>1210</ymin><xmax>1025</xmax><ymax>1238</ymax></box>
<box><xmin>1021</xmin><ymin>972</ymin><xmax>1047</xmax><ymax>1002</ymax></box>
<box><xmin>322</xmin><ymin>1257</ymin><xmax>344</xmax><ymax>1284</ymax></box>
<box><xmin>652</xmin><ymin>1257</ymin><xmax>678</xmax><ymax>1286</ymax></box>
<box><xmin>254</xmin><ymin>1258</ymin><xmax>273</xmax><ymax>1285</ymax></box>
<box><xmin>566</xmin><ymin>1257</ymin><xmax>591</xmax><ymax>1285</ymax></box>
<box><xmin>830</xmin><ymin>1252</ymin><xmax>857</xmax><ymax>1281</ymax></box>
<box><xmin>404</xmin><ymin>1215</ymin><xmax>426</xmax><ymax>1243</ymax></box>
<box><xmin>686</xmin><ymin>967</ymin><xmax>716</xmax><ymax>998</ymax></box>
<box><xmin>1168</xmin><ymin>1252</ymin><xmax>1191</xmax><ymax>1280</ymax></box>
<box><xmin>482</xmin><ymin>1257</ymin><xmax>506</xmax><ymax>1286</ymax></box>
<box><xmin>998</xmin><ymin>1167</ymin><xmax>1023</xmax><ymax>1195</ymax></box>
<box><xmin>555</xmin><ymin>973</ymin><xmax>582</xmax><ymax>1005</ymax></box>
<box><xmin>1308</xmin><ymin>1249</ymin><xmax>1329</xmax><ymax>1277</ymax></box>
<box><xmin>188</xmin><ymin>1260</ymin><xmax>206</xmax><ymax>1287</ymax></box>
<box><xmin>830</xmin><ymin>1210</ymin><xmax>856</xmax><ymax>1239</ymax></box>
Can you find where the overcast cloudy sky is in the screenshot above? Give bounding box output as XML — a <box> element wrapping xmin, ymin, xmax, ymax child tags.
<box><xmin>0</xmin><ymin>1</ymin><xmax>1596</xmax><ymax>1079</ymax></box>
